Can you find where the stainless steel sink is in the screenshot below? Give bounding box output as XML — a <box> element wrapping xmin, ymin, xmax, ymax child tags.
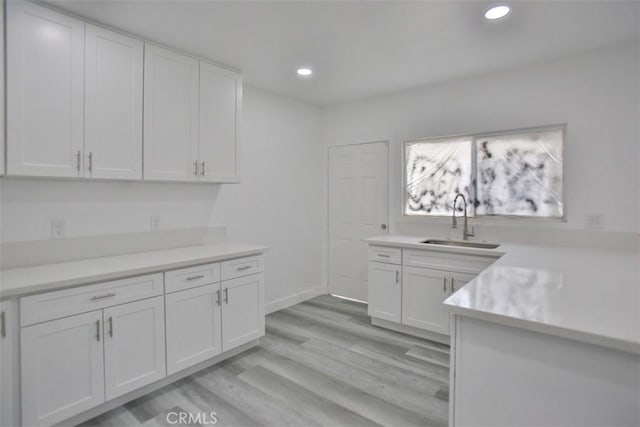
<box><xmin>420</xmin><ymin>239</ymin><xmax>500</xmax><ymax>249</ymax></box>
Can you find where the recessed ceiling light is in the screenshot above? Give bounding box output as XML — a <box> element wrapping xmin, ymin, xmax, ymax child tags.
<box><xmin>484</xmin><ymin>5</ymin><xmax>510</xmax><ymax>20</ymax></box>
<box><xmin>296</xmin><ymin>67</ymin><xmax>313</xmax><ymax>77</ymax></box>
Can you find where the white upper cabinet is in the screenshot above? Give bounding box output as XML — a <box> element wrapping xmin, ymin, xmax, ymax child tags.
<box><xmin>85</xmin><ymin>25</ymin><xmax>143</xmax><ymax>180</ymax></box>
<box><xmin>0</xmin><ymin>0</ymin><xmax>5</xmax><ymax>176</ymax></box>
<box><xmin>143</xmin><ymin>44</ymin><xmax>199</xmax><ymax>181</ymax></box>
<box><xmin>199</xmin><ymin>62</ymin><xmax>242</xmax><ymax>183</ymax></box>
<box><xmin>6</xmin><ymin>2</ymin><xmax>85</xmax><ymax>177</ymax></box>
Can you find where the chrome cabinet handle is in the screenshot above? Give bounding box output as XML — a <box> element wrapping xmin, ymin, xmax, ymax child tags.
<box><xmin>91</xmin><ymin>292</ymin><xmax>116</xmax><ymax>301</ymax></box>
<box><xmin>95</xmin><ymin>320</ymin><xmax>100</xmax><ymax>342</ymax></box>
<box><xmin>224</xmin><ymin>288</ymin><xmax>229</xmax><ymax>304</ymax></box>
<box><xmin>201</xmin><ymin>161</ymin><xmax>205</xmax><ymax>176</ymax></box>
<box><xmin>377</xmin><ymin>254</ymin><xmax>390</xmax><ymax>258</ymax></box>
<box><xmin>187</xmin><ymin>274</ymin><xmax>205</xmax><ymax>281</ymax></box>
<box><xmin>0</xmin><ymin>312</ymin><xmax>5</xmax><ymax>338</ymax></box>
<box><xmin>451</xmin><ymin>277</ymin><xmax>455</xmax><ymax>293</ymax></box>
<box><xmin>237</xmin><ymin>265</ymin><xmax>251</xmax><ymax>271</ymax></box>
<box><xmin>193</xmin><ymin>161</ymin><xmax>198</xmax><ymax>176</ymax></box>
<box><xmin>108</xmin><ymin>316</ymin><xmax>113</xmax><ymax>338</ymax></box>
<box><xmin>76</xmin><ymin>150</ymin><xmax>81</xmax><ymax>172</ymax></box>
<box><xmin>443</xmin><ymin>277</ymin><xmax>447</xmax><ymax>292</ymax></box>
<box><xmin>216</xmin><ymin>289</ymin><xmax>221</xmax><ymax>306</ymax></box>
<box><xmin>395</xmin><ymin>270</ymin><xmax>399</xmax><ymax>284</ymax></box>
<box><xmin>88</xmin><ymin>152</ymin><xmax>93</xmax><ymax>172</ymax></box>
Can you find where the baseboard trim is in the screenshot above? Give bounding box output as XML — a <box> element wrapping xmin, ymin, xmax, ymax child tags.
<box><xmin>266</xmin><ymin>286</ymin><xmax>326</xmax><ymax>314</ymax></box>
<box><xmin>372</xmin><ymin>317</ymin><xmax>450</xmax><ymax>345</ymax></box>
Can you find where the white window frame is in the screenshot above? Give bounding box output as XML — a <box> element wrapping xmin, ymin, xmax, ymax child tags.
<box><xmin>402</xmin><ymin>124</ymin><xmax>567</xmax><ymax>222</ymax></box>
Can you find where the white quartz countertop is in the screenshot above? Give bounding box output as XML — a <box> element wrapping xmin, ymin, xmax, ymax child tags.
<box><xmin>0</xmin><ymin>242</ymin><xmax>267</xmax><ymax>299</ymax></box>
<box><xmin>366</xmin><ymin>235</ymin><xmax>640</xmax><ymax>354</ymax></box>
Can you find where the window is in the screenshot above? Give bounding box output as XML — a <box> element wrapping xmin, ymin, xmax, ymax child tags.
<box><xmin>404</xmin><ymin>126</ymin><xmax>564</xmax><ymax>218</ymax></box>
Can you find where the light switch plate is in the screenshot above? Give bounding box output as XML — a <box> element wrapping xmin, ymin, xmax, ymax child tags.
<box><xmin>51</xmin><ymin>220</ymin><xmax>66</xmax><ymax>239</ymax></box>
<box><xmin>150</xmin><ymin>216</ymin><xmax>160</xmax><ymax>231</ymax></box>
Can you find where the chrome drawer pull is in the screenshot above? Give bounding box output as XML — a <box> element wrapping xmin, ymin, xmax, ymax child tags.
<box><xmin>237</xmin><ymin>265</ymin><xmax>251</xmax><ymax>271</ymax></box>
<box><xmin>96</xmin><ymin>320</ymin><xmax>100</xmax><ymax>342</ymax></box>
<box><xmin>91</xmin><ymin>292</ymin><xmax>116</xmax><ymax>301</ymax></box>
<box><xmin>224</xmin><ymin>288</ymin><xmax>229</xmax><ymax>304</ymax></box>
<box><xmin>187</xmin><ymin>274</ymin><xmax>205</xmax><ymax>281</ymax></box>
<box><xmin>377</xmin><ymin>254</ymin><xmax>391</xmax><ymax>258</ymax></box>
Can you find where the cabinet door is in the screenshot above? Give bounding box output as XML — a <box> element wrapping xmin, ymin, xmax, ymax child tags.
<box><xmin>367</xmin><ymin>261</ymin><xmax>401</xmax><ymax>323</ymax></box>
<box><xmin>221</xmin><ymin>274</ymin><xmax>264</xmax><ymax>351</ymax></box>
<box><xmin>450</xmin><ymin>271</ymin><xmax>476</xmax><ymax>294</ymax></box>
<box><xmin>1</xmin><ymin>301</ymin><xmax>17</xmax><ymax>427</ymax></box>
<box><xmin>199</xmin><ymin>62</ymin><xmax>241</xmax><ymax>182</ymax></box>
<box><xmin>21</xmin><ymin>311</ymin><xmax>105</xmax><ymax>426</ymax></box>
<box><xmin>143</xmin><ymin>44</ymin><xmax>199</xmax><ymax>181</ymax></box>
<box><xmin>165</xmin><ymin>284</ymin><xmax>222</xmax><ymax>375</ymax></box>
<box><xmin>0</xmin><ymin>0</ymin><xmax>4</xmax><ymax>176</ymax></box>
<box><xmin>85</xmin><ymin>25</ymin><xmax>143</xmax><ymax>180</ymax></box>
<box><xmin>402</xmin><ymin>266</ymin><xmax>450</xmax><ymax>335</ymax></box>
<box><xmin>103</xmin><ymin>296</ymin><xmax>166</xmax><ymax>400</ymax></box>
<box><xmin>6</xmin><ymin>2</ymin><xmax>84</xmax><ymax>177</ymax></box>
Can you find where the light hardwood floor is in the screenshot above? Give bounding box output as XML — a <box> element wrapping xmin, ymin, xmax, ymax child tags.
<box><xmin>80</xmin><ymin>295</ymin><xmax>450</xmax><ymax>427</ymax></box>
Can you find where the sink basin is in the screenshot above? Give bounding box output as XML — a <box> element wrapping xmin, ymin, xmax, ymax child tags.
<box><xmin>420</xmin><ymin>239</ymin><xmax>500</xmax><ymax>249</ymax></box>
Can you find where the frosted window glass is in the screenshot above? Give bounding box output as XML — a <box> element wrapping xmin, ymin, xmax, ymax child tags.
<box><xmin>475</xmin><ymin>129</ymin><xmax>563</xmax><ymax>217</ymax></box>
<box><xmin>405</xmin><ymin>138</ymin><xmax>472</xmax><ymax>216</ymax></box>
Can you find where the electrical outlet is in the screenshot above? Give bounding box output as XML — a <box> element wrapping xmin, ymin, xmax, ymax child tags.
<box><xmin>150</xmin><ymin>216</ymin><xmax>160</xmax><ymax>231</ymax></box>
<box><xmin>585</xmin><ymin>214</ymin><xmax>604</xmax><ymax>229</ymax></box>
<box><xmin>51</xmin><ymin>220</ymin><xmax>66</xmax><ymax>239</ymax></box>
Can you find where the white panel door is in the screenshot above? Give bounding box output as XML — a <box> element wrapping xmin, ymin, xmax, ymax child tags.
<box><xmin>0</xmin><ymin>301</ymin><xmax>17</xmax><ymax>427</ymax></box>
<box><xmin>402</xmin><ymin>266</ymin><xmax>450</xmax><ymax>335</ymax></box>
<box><xmin>85</xmin><ymin>24</ymin><xmax>143</xmax><ymax>180</ymax></box>
<box><xmin>6</xmin><ymin>2</ymin><xmax>85</xmax><ymax>177</ymax></box>
<box><xmin>199</xmin><ymin>62</ymin><xmax>241</xmax><ymax>183</ymax></box>
<box><xmin>221</xmin><ymin>274</ymin><xmax>265</xmax><ymax>351</ymax></box>
<box><xmin>144</xmin><ymin>44</ymin><xmax>199</xmax><ymax>181</ymax></box>
<box><xmin>367</xmin><ymin>261</ymin><xmax>401</xmax><ymax>322</ymax></box>
<box><xmin>103</xmin><ymin>296</ymin><xmax>166</xmax><ymax>400</ymax></box>
<box><xmin>328</xmin><ymin>142</ymin><xmax>389</xmax><ymax>301</ymax></box>
<box><xmin>21</xmin><ymin>311</ymin><xmax>105</xmax><ymax>426</ymax></box>
<box><xmin>165</xmin><ymin>284</ymin><xmax>222</xmax><ymax>375</ymax></box>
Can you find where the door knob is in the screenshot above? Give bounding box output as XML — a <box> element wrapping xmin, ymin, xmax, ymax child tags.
<box><xmin>381</xmin><ymin>224</ymin><xmax>387</xmax><ymax>230</ymax></box>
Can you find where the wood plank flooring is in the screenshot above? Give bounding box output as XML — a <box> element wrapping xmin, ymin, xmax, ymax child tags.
<box><xmin>80</xmin><ymin>295</ymin><xmax>450</xmax><ymax>427</ymax></box>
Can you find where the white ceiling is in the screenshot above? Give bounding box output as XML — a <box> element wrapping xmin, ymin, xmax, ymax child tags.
<box><xmin>48</xmin><ymin>0</ymin><xmax>639</xmax><ymax>106</ymax></box>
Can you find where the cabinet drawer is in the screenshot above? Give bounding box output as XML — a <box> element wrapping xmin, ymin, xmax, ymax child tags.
<box><xmin>403</xmin><ymin>249</ymin><xmax>497</xmax><ymax>274</ymax></box>
<box><xmin>165</xmin><ymin>263</ymin><xmax>221</xmax><ymax>294</ymax></box>
<box><xmin>368</xmin><ymin>246</ymin><xmax>401</xmax><ymax>264</ymax></box>
<box><xmin>221</xmin><ymin>255</ymin><xmax>264</xmax><ymax>281</ymax></box>
<box><xmin>20</xmin><ymin>273</ymin><xmax>164</xmax><ymax>326</ymax></box>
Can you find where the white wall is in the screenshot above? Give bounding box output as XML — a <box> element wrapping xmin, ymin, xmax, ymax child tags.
<box><xmin>323</xmin><ymin>42</ymin><xmax>640</xmax><ymax>243</ymax></box>
<box><xmin>0</xmin><ymin>85</ymin><xmax>325</xmax><ymax>306</ymax></box>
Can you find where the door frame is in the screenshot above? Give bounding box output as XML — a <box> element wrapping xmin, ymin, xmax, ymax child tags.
<box><xmin>326</xmin><ymin>140</ymin><xmax>390</xmax><ymax>301</ymax></box>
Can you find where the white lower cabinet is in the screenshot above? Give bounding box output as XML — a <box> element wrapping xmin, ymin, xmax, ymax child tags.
<box><xmin>367</xmin><ymin>261</ymin><xmax>401</xmax><ymax>323</ymax></box>
<box><xmin>402</xmin><ymin>266</ymin><xmax>451</xmax><ymax>335</ymax></box>
<box><xmin>104</xmin><ymin>296</ymin><xmax>166</xmax><ymax>400</ymax></box>
<box><xmin>165</xmin><ymin>272</ymin><xmax>265</xmax><ymax>376</ymax></box>
<box><xmin>1</xmin><ymin>300</ymin><xmax>18</xmax><ymax>427</ymax></box>
<box><xmin>367</xmin><ymin>245</ymin><xmax>497</xmax><ymax>339</ymax></box>
<box><xmin>19</xmin><ymin>254</ymin><xmax>265</xmax><ymax>426</ymax></box>
<box><xmin>165</xmin><ymin>284</ymin><xmax>222</xmax><ymax>375</ymax></box>
<box><xmin>221</xmin><ymin>274</ymin><xmax>265</xmax><ymax>350</ymax></box>
<box><xmin>21</xmin><ymin>311</ymin><xmax>105</xmax><ymax>427</ymax></box>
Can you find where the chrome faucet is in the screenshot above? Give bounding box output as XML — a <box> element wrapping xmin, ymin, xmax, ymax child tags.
<box><xmin>452</xmin><ymin>193</ymin><xmax>475</xmax><ymax>241</ymax></box>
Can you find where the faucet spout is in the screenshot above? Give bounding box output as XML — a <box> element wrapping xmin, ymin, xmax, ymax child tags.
<box><xmin>452</xmin><ymin>193</ymin><xmax>475</xmax><ymax>241</ymax></box>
